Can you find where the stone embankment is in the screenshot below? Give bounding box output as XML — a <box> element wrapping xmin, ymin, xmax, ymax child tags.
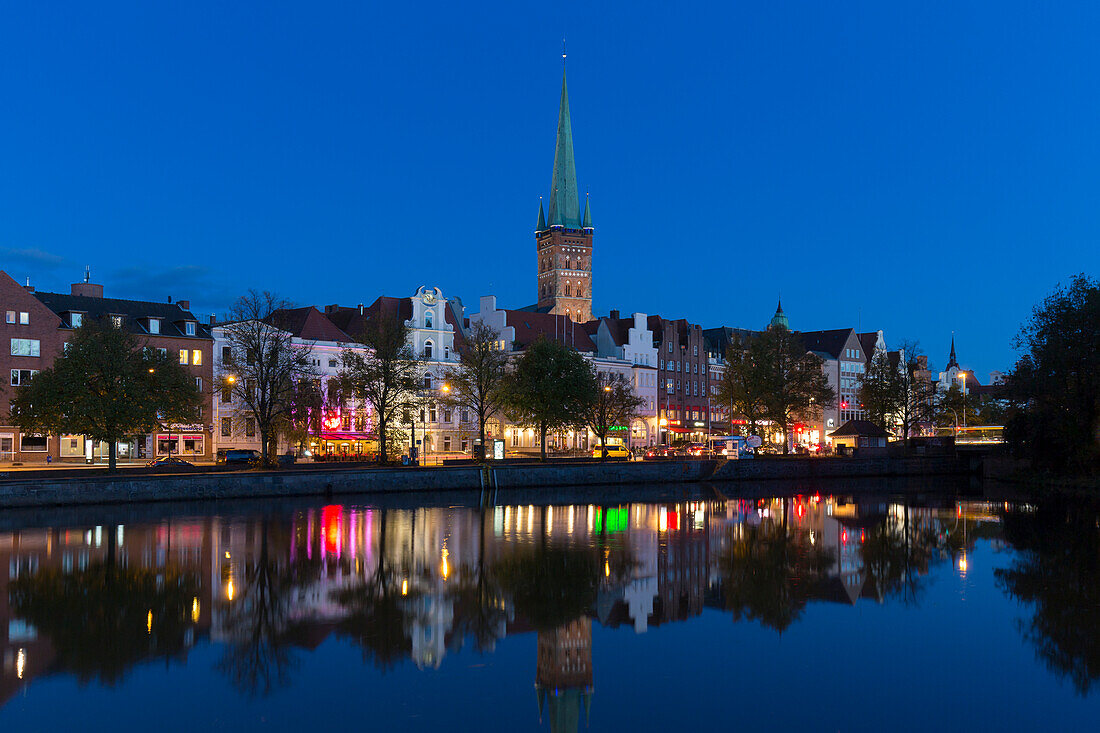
<box><xmin>0</xmin><ymin>455</ymin><xmax>970</xmax><ymax>509</ymax></box>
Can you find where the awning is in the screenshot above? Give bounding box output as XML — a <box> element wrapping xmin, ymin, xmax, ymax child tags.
<box><xmin>665</xmin><ymin>425</ymin><xmax>691</xmax><ymax>434</ymax></box>
<box><xmin>319</xmin><ymin>432</ymin><xmax>377</xmax><ymax>441</ymax></box>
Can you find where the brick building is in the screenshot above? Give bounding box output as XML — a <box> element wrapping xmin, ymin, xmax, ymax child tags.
<box><xmin>649</xmin><ymin>316</ymin><xmax>711</xmax><ymax>444</ymax></box>
<box><xmin>1</xmin><ymin>270</ymin><xmax>212</xmax><ymax>464</ymax></box>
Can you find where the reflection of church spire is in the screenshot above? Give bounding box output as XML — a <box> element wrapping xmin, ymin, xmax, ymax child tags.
<box><xmin>535</xmin><ymin>617</ymin><xmax>593</xmax><ymax>733</ymax></box>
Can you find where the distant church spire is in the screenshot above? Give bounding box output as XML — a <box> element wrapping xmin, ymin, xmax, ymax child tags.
<box><xmin>548</xmin><ymin>69</ymin><xmax>582</xmax><ymax>229</ymax></box>
<box><xmin>947</xmin><ymin>334</ymin><xmax>959</xmax><ymax>369</ymax></box>
<box><xmin>769</xmin><ymin>299</ymin><xmax>789</xmax><ymax>330</ymax></box>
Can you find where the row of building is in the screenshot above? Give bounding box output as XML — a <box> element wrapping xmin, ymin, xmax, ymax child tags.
<box><xmin>0</xmin><ymin>66</ymin><xmax>1001</xmax><ymax>463</ymax></box>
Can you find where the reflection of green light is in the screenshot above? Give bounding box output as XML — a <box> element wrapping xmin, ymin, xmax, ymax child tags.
<box><xmin>594</xmin><ymin>507</ymin><xmax>628</xmax><ymax>533</ymax></box>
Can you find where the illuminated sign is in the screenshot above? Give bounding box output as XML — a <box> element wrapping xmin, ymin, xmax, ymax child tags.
<box><xmin>594</xmin><ymin>506</ymin><xmax>628</xmax><ymax>533</ymax></box>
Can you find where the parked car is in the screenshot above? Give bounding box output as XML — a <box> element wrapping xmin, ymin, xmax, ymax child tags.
<box><xmin>644</xmin><ymin>446</ymin><xmax>673</xmax><ymax>459</ymax></box>
<box><xmin>146</xmin><ymin>456</ymin><xmax>194</xmax><ymax>469</ymax></box>
<box><xmin>673</xmin><ymin>442</ymin><xmax>710</xmax><ymax>458</ymax></box>
<box><xmin>216</xmin><ymin>449</ymin><xmax>261</xmax><ymax>465</ymax></box>
<box><xmin>591</xmin><ymin>444</ymin><xmax>630</xmax><ymax>460</ymax></box>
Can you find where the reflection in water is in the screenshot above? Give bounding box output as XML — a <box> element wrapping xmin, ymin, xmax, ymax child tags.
<box><xmin>997</xmin><ymin>500</ymin><xmax>1100</xmax><ymax>695</ymax></box>
<box><xmin>3</xmin><ymin>493</ymin><xmax>1100</xmax><ymax>723</ymax></box>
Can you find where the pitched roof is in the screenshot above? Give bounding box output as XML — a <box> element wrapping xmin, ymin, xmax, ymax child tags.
<box><xmin>32</xmin><ymin>290</ymin><xmax>210</xmax><ymax>339</ymax></box>
<box><xmin>269</xmin><ymin>306</ymin><xmax>353</xmax><ymax>343</ymax></box>
<box><xmin>828</xmin><ymin>420</ymin><xmax>891</xmax><ymax>438</ymax></box>
<box><xmin>703</xmin><ymin>326</ymin><xmax>759</xmax><ymax>357</ymax></box>
<box><xmin>325</xmin><ymin>296</ymin><xmax>413</xmax><ymax>340</ymax></box>
<box><xmin>505</xmin><ymin>310</ymin><xmax>595</xmax><ymax>352</ymax></box>
<box><xmin>857</xmin><ymin>332</ymin><xmax>879</xmax><ymax>362</ymax></box>
<box><xmin>799</xmin><ymin>328</ymin><xmax>853</xmax><ymax>360</ymax></box>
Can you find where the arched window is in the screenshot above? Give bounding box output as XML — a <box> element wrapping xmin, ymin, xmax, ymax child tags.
<box><xmin>423</xmin><ymin>372</ymin><xmax>432</xmax><ymax>389</ymax></box>
<box><xmin>424</xmin><ymin>311</ymin><xmax>433</xmax><ymax>328</ymax></box>
<box><xmin>424</xmin><ymin>340</ymin><xmax>433</xmax><ymax>359</ymax></box>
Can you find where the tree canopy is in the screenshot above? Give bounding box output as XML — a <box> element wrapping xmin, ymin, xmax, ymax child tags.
<box><xmin>10</xmin><ymin>317</ymin><xmax>200</xmax><ymax>471</ymax></box>
<box><xmin>581</xmin><ymin>370</ymin><xmax>645</xmax><ymax>459</ymax></box>
<box><xmin>443</xmin><ymin>320</ymin><xmax>509</xmax><ymax>459</ymax></box>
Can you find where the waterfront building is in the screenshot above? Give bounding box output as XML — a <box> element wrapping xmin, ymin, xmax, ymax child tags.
<box><xmin>534</xmin><ymin>69</ymin><xmax>594</xmax><ymax>323</ymax></box>
<box><xmin>649</xmin><ymin>315</ymin><xmax>711</xmax><ymax>444</ymax></box>
<box><xmin>583</xmin><ymin>310</ymin><xmax>659</xmax><ymax>446</ymax></box>
<box><xmin>325</xmin><ymin>286</ymin><xmax>469</xmax><ymax>456</ymax></box>
<box><xmin>0</xmin><ymin>269</ymin><xmax>212</xmax><ymax>463</ymax></box>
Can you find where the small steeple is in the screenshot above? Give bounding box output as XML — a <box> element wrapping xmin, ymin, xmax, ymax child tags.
<box><xmin>537</xmin><ymin>199</ymin><xmax>546</xmax><ymax>231</ymax></box>
<box><xmin>947</xmin><ymin>334</ymin><xmax>959</xmax><ymax>369</ymax></box>
<box><xmin>581</xmin><ymin>193</ymin><xmax>592</xmax><ymax>229</ymax></box>
<box><xmin>769</xmin><ymin>299</ymin><xmax>789</xmax><ymax>330</ymax></box>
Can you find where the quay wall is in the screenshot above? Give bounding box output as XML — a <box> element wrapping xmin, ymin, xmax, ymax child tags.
<box><xmin>0</xmin><ymin>456</ymin><xmax>969</xmax><ymax>509</ymax></box>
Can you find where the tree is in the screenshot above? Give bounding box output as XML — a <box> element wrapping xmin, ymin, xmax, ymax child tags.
<box><xmin>858</xmin><ymin>350</ymin><xmax>903</xmax><ymax>431</ymax></box>
<box><xmin>503</xmin><ymin>337</ymin><xmax>597</xmax><ymax>460</ymax></box>
<box><xmin>1004</xmin><ymin>274</ymin><xmax>1100</xmax><ymax>473</ymax></box>
<box><xmin>217</xmin><ymin>291</ymin><xmax>318</xmax><ymax>463</ymax></box>
<box><xmin>581</xmin><ymin>370</ymin><xmax>645</xmax><ymax>460</ymax></box>
<box><xmin>714</xmin><ymin>336</ymin><xmax>769</xmax><ymax>440</ymax></box>
<box><xmin>756</xmin><ymin>326</ymin><xmax>835</xmax><ymax>454</ymax></box>
<box><xmin>339</xmin><ymin>313</ymin><xmax>421</xmax><ymax>464</ymax></box>
<box><xmin>10</xmin><ymin>317</ymin><xmax>199</xmax><ymax>471</ymax></box>
<box><xmin>893</xmin><ymin>341</ymin><xmax>935</xmax><ymax>442</ymax></box>
<box><xmin>443</xmin><ymin>321</ymin><xmax>509</xmax><ymax>460</ymax></box>
<box><xmin>935</xmin><ymin>383</ymin><xmax>981</xmax><ymax>431</ymax></box>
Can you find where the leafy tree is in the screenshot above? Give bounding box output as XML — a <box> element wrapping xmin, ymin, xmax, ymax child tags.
<box><xmin>935</xmin><ymin>383</ymin><xmax>981</xmax><ymax>431</ymax></box>
<box><xmin>339</xmin><ymin>313</ymin><xmax>421</xmax><ymax>464</ymax></box>
<box><xmin>1004</xmin><ymin>274</ymin><xmax>1100</xmax><ymax>473</ymax></box>
<box><xmin>893</xmin><ymin>341</ymin><xmax>936</xmax><ymax>441</ymax></box>
<box><xmin>494</xmin><ymin>546</ymin><xmax>600</xmax><ymax>631</ymax></box>
<box><xmin>757</xmin><ymin>326</ymin><xmax>835</xmax><ymax>454</ymax></box>
<box><xmin>217</xmin><ymin>291</ymin><xmax>318</xmax><ymax>463</ymax></box>
<box><xmin>714</xmin><ymin>335</ymin><xmax>769</xmax><ymax>439</ymax></box>
<box><xmin>443</xmin><ymin>321</ymin><xmax>509</xmax><ymax>460</ymax></box>
<box><xmin>858</xmin><ymin>350</ymin><xmax>902</xmax><ymax>431</ymax></box>
<box><xmin>10</xmin><ymin>317</ymin><xmax>199</xmax><ymax>471</ymax></box>
<box><xmin>860</xmin><ymin>505</ymin><xmax>941</xmax><ymax>606</ymax></box>
<box><xmin>503</xmin><ymin>337</ymin><xmax>597</xmax><ymax>460</ymax></box>
<box><xmin>581</xmin><ymin>370</ymin><xmax>645</xmax><ymax>460</ymax></box>
<box><xmin>283</xmin><ymin>377</ymin><xmax>324</xmax><ymax>456</ymax></box>
<box><xmin>448</xmin><ymin>508</ymin><xmax>511</xmax><ymax>653</ymax></box>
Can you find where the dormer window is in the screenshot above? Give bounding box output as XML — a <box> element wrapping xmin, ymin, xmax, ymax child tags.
<box><xmin>110</xmin><ymin>315</ymin><xmax>123</xmax><ymax>328</ymax></box>
<box><xmin>148</xmin><ymin>318</ymin><xmax>161</xmax><ymax>334</ymax></box>
<box><xmin>185</xmin><ymin>321</ymin><xmax>196</xmax><ymax>336</ymax></box>
<box><xmin>70</xmin><ymin>313</ymin><xmax>83</xmax><ymax>328</ymax></box>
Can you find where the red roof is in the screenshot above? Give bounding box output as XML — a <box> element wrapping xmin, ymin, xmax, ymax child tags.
<box><xmin>505</xmin><ymin>311</ymin><xmax>595</xmax><ymax>352</ymax></box>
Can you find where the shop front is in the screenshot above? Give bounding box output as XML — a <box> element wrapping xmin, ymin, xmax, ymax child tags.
<box><xmin>155</xmin><ymin>423</ymin><xmax>209</xmax><ymax>459</ymax></box>
<box><xmin>312</xmin><ymin>431</ymin><xmax>377</xmax><ymax>459</ymax></box>
<box><xmin>60</xmin><ymin>434</ymin><xmax>139</xmax><ymax>462</ymax></box>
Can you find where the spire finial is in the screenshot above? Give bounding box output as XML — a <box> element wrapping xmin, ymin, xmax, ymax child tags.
<box><xmin>85</xmin><ymin>265</ymin><xmax>90</xmax><ymax>283</ymax></box>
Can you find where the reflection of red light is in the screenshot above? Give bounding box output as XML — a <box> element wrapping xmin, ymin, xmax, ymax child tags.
<box><xmin>797</xmin><ymin>504</ymin><xmax>804</xmax><ymax>518</ymax></box>
<box><xmin>860</xmin><ymin>530</ymin><xmax>865</xmax><ymax>543</ymax></box>
<box><xmin>322</xmin><ymin>505</ymin><xmax>342</xmax><ymax>553</ymax></box>
<box><xmin>668</xmin><ymin>511</ymin><xmax>679</xmax><ymax>531</ymax></box>
<box><xmin>842</xmin><ymin>530</ymin><xmax>848</xmax><ymax>544</ymax></box>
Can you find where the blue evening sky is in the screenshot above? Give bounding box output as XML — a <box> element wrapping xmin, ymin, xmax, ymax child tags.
<box><xmin>2</xmin><ymin>1</ymin><xmax>1098</xmax><ymax>378</ymax></box>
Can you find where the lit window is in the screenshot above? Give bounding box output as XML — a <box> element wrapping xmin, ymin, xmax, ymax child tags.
<box><xmin>194</xmin><ymin>377</ymin><xmax>202</xmax><ymax>390</ymax></box>
<box><xmin>110</xmin><ymin>315</ymin><xmax>123</xmax><ymax>328</ymax></box>
<box><xmin>4</xmin><ymin>311</ymin><xmax>13</xmax><ymax>324</ymax></box>
<box><xmin>19</xmin><ymin>312</ymin><xmax>29</xmax><ymax>325</ymax></box>
<box><xmin>179</xmin><ymin>349</ymin><xmax>189</xmax><ymax>365</ymax></box>
<box><xmin>70</xmin><ymin>313</ymin><xmax>82</xmax><ymax>328</ymax></box>
<box><xmin>10</xmin><ymin>339</ymin><xmax>40</xmax><ymax>357</ymax></box>
<box><xmin>192</xmin><ymin>350</ymin><xmax>202</xmax><ymax>366</ymax></box>
<box><xmin>149</xmin><ymin>318</ymin><xmax>160</xmax><ymax>334</ymax></box>
<box><xmin>425</xmin><ymin>311</ymin><xmax>433</xmax><ymax>328</ymax></box>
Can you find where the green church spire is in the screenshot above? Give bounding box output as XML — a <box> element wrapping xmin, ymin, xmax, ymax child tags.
<box><xmin>581</xmin><ymin>193</ymin><xmax>592</xmax><ymax>229</ymax></box>
<box><xmin>548</xmin><ymin>70</ymin><xmax>582</xmax><ymax>229</ymax></box>
<box><xmin>537</xmin><ymin>199</ymin><xmax>546</xmax><ymax>231</ymax></box>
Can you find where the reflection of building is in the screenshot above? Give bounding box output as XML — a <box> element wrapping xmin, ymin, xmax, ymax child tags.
<box><xmin>536</xmin><ymin>617</ymin><xmax>592</xmax><ymax>733</ymax></box>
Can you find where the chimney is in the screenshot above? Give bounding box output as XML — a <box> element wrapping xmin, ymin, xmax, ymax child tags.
<box><xmin>358</xmin><ymin>303</ymin><xmax>364</xmax><ymax>315</ymax></box>
<box><xmin>177</xmin><ymin>300</ymin><xmax>190</xmax><ymax>311</ymax></box>
<box><xmin>70</xmin><ymin>281</ymin><xmax>104</xmax><ymax>298</ymax></box>
<box><xmin>609</xmin><ymin>309</ymin><xmax>620</xmax><ymax>320</ymax></box>
<box><xmin>23</xmin><ymin>277</ymin><xmax>34</xmax><ymax>293</ymax></box>
<box><xmin>209</xmin><ymin>314</ymin><xmax>216</xmax><ymax>326</ymax></box>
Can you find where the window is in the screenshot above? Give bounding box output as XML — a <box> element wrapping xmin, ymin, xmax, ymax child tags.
<box><xmin>20</xmin><ymin>434</ymin><xmax>47</xmax><ymax>452</ymax></box>
<box><xmin>222</xmin><ymin>388</ymin><xmax>231</xmax><ymax>403</ymax></box>
<box><xmin>328</xmin><ymin>358</ymin><xmax>338</xmax><ymax>368</ymax></box>
<box><xmin>424</xmin><ymin>340</ymin><xmax>433</xmax><ymax>359</ymax></box>
<box><xmin>424</xmin><ymin>311</ymin><xmax>433</xmax><ymax>328</ymax></box>
<box><xmin>157</xmin><ymin>348</ymin><xmax>167</xmax><ymax>358</ymax></box>
<box><xmin>110</xmin><ymin>315</ymin><xmax>123</xmax><ymax>328</ymax></box>
<box><xmin>461</xmin><ymin>409</ymin><xmax>469</xmax><ymax>422</ymax></box>
<box><xmin>221</xmin><ymin>418</ymin><xmax>231</xmax><ymax>436</ymax></box>
<box><xmin>443</xmin><ymin>410</ymin><xmax>452</xmax><ymax>423</ymax></box>
<box><xmin>194</xmin><ymin>377</ymin><xmax>203</xmax><ymax>390</ymax></box>
<box><xmin>444</xmin><ymin>346</ymin><xmax>450</xmax><ymax>360</ymax></box>
<box><xmin>149</xmin><ymin>318</ymin><xmax>161</xmax><ymax>334</ymax></box>
<box><xmin>185</xmin><ymin>322</ymin><xmax>197</xmax><ymax>336</ymax></box>
<box><xmin>10</xmin><ymin>369</ymin><xmax>37</xmax><ymax>386</ymax></box>
<box><xmin>19</xmin><ymin>312</ymin><xmax>29</xmax><ymax>324</ymax></box>
<box><xmin>245</xmin><ymin>418</ymin><xmax>256</xmax><ymax>437</ymax></box>
<box><xmin>4</xmin><ymin>311</ymin><xmax>13</xmax><ymax>324</ymax></box>
<box><xmin>221</xmin><ymin>346</ymin><xmax>231</xmax><ymax>363</ymax></box>
<box><xmin>429</xmin><ymin>407</ymin><xmax>437</xmax><ymax>423</ymax></box>
<box><xmin>179</xmin><ymin>349</ymin><xmax>189</xmax><ymax>365</ymax></box>
<box><xmin>668</xmin><ymin>342</ymin><xmax>673</xmax><ymax>353</ymax></box>
<box><xmin>666</xmin><ymin>380</ymin><xmax>674</xmax><ymax>394</ymax></box>
<box><xmin>70</xmin><ymin>313</ymin><xmax>82</xmax><ymax>328</ymax></box>
<box><xmin>423</xmin><ymin>373</ymin><xmax>432</xmax><ymax>389</ymax></box>
<box><xmin>694</xmin><ymin>345</ymin><xmax>698</xmax><ymax>356</ymax></box>
<box><xmin>10</xmin><ymin>339</ymin><xmax>40</xmax><ymax>357</ymax></box>
<box><xmin>192</xmin><ymin>350</ymin><xmax>202</xmax><ymax>366</ymax></box>
<box><xmin>444</xmin><ymin>436</ymin><xmax>451</xmax><ymax>451</ymax></box>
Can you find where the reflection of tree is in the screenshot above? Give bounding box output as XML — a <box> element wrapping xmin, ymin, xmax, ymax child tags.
<box><xmin>997</xmin><ymin>501</ymin><xmax>1100</xmax><ymax>695</ymax></box>
<box><xmin>10</xmin><ymin>527</ymin><xmax>200</xmax><ymax>685</ymax></box>
<box><xmin>495</xmin><ymin>547</ymin><xmax>601</xmax><ymax>631</ymax></box>
<box><xmin>333</xmin><ymin>511</ymin><xmax>419</xmax><ymax>670</ymax></box>
<box><xmin>719</xmin><ymin>505</ymin><xmax>832</xmax><ymax>632</ymax></box>
<box><xmin>216</xmin><ymin>518</ymin><xmax>318</xmax><ymax>696</ymax></box>
<box><xmin>449</xmin><ymin>509</ymin><xmax>510</xmax><ymax>653</ymax></box>
<box><xmin>861</xmin><ymin>507</ymin><xmax>940</xmax><ymax>606</ymax></box>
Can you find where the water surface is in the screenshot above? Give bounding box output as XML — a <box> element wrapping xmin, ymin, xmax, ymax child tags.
<box><xmin>1</xmin><ymin>483</ymin><xmax>1098</xmax><ymax>731</ymax></box>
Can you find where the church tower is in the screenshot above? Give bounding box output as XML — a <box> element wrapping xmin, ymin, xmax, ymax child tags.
<box><xmin>535</xmin><ymin>67</ymin><xmax>593</xmax><ymax>323</ymax></box>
